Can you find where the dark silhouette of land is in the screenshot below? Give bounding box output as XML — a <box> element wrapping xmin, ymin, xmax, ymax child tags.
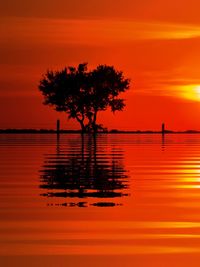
<box><xmin>1</xmin><ymin>128</ymin><xmax>200</xmax><ymax>134</ymax></box>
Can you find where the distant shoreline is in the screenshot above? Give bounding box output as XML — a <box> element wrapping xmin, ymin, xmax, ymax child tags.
<box><xmin>1</xmin><ymin>129</ymin><xmax>200</xmax><ymax>134</ymax></box>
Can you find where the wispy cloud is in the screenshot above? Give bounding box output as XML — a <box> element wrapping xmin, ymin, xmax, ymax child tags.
<box><xmin>2</xmin><ymin>17</ymin><xmax>200</xmax><ymax>46</ymax></box>
<box><xmin>1</xmin><ymin>16</ymin><xmax>200</xmax><ymax>102</ymax></box>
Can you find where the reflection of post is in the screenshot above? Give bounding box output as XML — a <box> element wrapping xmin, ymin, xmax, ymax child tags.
<box><xmin>162</xmin><ymin>133</ymin><xmax>165</xmax><ymax>151</ymax></box>
<box><xmin>162</xmin><ymin>123</ymin><xmax>165</xmax><ymax>135</ymax></box>
<box><xmin>56</xmin><ymin>133</ymin><xmax>60</xmax><ymax>155</ymax></box>
<box><xmin>57</xmin><ymin>119</ymin><xmax>60</xmax><ymax>139</ymax></box>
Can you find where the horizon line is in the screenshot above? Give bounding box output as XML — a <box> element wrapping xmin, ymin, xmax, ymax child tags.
<box><xmin>1</xmin><ymin>128</ymin><xmax>200</xmax><ymax>134</ymax></box>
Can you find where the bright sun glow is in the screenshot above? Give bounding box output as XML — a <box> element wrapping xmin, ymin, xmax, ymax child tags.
<box><xmin>195</xmin><ymin>86</ymin><xmax>200</xmax><ymax>95</ymax></box>
<box><xmin>181</xmin><ymin>85</ymin><xmax>200</xmax><ymax>101</ymax></box>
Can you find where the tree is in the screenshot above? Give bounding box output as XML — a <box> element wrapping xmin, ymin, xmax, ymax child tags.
<box><xmin>39</xmin><ymin>63</ymin><xmax>130</xmax><ymax>133</ymax></box>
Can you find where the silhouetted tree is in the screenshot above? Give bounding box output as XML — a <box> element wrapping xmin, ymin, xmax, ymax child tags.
<box><xmin>39</xmin><ymin>63</ymin><xmax>130</xmax><ymax>133</ymax></box>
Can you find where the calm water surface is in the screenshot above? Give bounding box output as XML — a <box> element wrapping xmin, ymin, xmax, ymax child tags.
<box><xmin>1</xmin><ymin>134</ymin><xmax>200</xmax><ymax>266</ymax></box>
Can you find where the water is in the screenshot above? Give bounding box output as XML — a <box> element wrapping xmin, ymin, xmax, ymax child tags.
<box><xmin>1</xmin><ymin>134</ymin><xmax>200</xmax><ymax>266</ymax></box>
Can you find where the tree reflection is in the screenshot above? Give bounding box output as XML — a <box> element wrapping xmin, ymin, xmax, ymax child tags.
<box><xmin>40</xmin><ymin>135</ymin><xmax>129</xmax><ymax>207</ymax></box>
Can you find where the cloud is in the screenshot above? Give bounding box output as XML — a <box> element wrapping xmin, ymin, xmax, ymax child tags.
<box><xmin>1</xmin><ymin>16</ymin><xmax>200</xmax><ymax>102</ymax></box>
<box><xmin>2</xmin><ymin>17</ymin><xmax>200</xmax><ymax>48</ymax></box>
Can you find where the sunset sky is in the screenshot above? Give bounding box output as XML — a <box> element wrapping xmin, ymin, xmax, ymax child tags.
<box><xmin>1</xmin><ymin>0</ymin><xmax>200</xmax><ymax>130</ymax></box>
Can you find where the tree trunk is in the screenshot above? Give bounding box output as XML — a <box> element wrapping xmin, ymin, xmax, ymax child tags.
<box><xmin>75</xmin><ymin>114</ymin><xmax>86</xmax><ymax>133</ymax></box>
<box><xmin>80</xmin><ymin>120</ymin><xmax>86</xmax><ymax>133</ymax></box>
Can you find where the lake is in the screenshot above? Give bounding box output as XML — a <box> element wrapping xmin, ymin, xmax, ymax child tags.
<box><xmin>1</xmin><ymin>133</ymin><xmax>200</xmax><ymax>266</ymax></box>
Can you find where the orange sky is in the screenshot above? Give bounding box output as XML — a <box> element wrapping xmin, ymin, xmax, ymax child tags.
<box><xmin>1</xmin><ymin>0</ymin><xmax>200</xmax><ymax>131</ymax></box>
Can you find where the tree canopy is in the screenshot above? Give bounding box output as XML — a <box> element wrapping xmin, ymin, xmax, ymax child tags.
<box><xmin>39</xmin><ymin>63</ymin><xmax>130</xmax><ymax>133</ymax></box>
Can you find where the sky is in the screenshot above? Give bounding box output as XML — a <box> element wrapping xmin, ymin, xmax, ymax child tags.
<box><xmin>1</xmin><ymin>0</ymin><xmax>200</xmax><ymax>131</ymax></box>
